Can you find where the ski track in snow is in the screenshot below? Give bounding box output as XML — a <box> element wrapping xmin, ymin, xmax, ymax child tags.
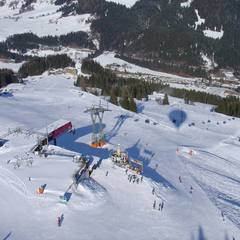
<box><xmin>0</xmin><ymin>74</ymin><xmax>239</xmax><ymax>239</ymax></box>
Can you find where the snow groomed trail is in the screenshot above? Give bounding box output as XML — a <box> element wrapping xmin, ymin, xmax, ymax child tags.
<box><xmin>0</xmin><ymin>74</ymin><xmax>239</xmax><ymax>239</ymax></box>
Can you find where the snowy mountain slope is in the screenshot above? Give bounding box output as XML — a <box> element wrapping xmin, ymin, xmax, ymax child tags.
<box><xmin>105</xmin><ymin>0</ymin><xmax>139</xmax><ymax>8</ymax></box>
<box><xmin>0</xmin><ymin>0</ymin><xmax>92</xmax><ymax>41</ymax></box>
<box><xmin>94</xmin><ymin>51</ymin><xmax>192</xmax><ymax>81</ymax></box>
<box><xmin>0</xmin><ymin>73</ymin><xmax>240</xmax><ymax>239</ymax></box>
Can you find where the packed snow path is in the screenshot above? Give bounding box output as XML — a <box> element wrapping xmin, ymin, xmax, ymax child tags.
<box><xmin>0</xmin><ymin>74</ymin><xmax>240</xmax><ymax>239</ymax></box>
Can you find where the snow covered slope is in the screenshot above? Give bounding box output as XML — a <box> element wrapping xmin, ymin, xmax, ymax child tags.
<box><xmin>0</xmin><ymin>73</ymin><xmax>240</xmax><ymax>239</ymax></box>
<box><xmin>0</xmin><ymin>0</ymin><xmax>92</xmax><ymax>41</ymax></box>
<box><xmin>105</xmin><ymin>0</ymin><xmax>139</xmax><ymax>8</ymax></box>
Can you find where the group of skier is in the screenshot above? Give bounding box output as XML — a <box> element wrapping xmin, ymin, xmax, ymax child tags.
<box><xmin>153</xmin><ymin>200</ymin><xmax>164</xmax><ymax>211</ymax></box>
<box><xmin>127</xmin><ymin>173</ymin><xmax>143</xmax><ymax>184</ymax></box>
<box><xmin>178</xmin><ymin>175</ymin><xmax>194</xmax><ymax>194</ymax></box>
<box><xmin>152</xmin><ymin>186</ymin><xmax>165</xmax><ymax>212</ymax></box>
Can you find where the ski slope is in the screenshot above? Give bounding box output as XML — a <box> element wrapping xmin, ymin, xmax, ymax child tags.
<box><xmin>0</xmin><ymin>73</ymin><xmax>240</xmax><ymax>239</ymax></box>
<box><xmin>0</xmin><ymin>0</ymin><xmax>92</xmax><ymax>41</ymax></box>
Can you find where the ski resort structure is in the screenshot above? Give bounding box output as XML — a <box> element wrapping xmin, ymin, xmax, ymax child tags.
<box><xmin>0</xmin><ymin>74</ymin><xmax>240</xmax><ymax>240</ymax></box>
<box><xmin>85</xmin><ymin>103</ymin><xmax>111</xmax><ymax>148</ymax></box>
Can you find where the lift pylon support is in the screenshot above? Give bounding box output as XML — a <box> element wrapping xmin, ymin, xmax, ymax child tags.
<box><xmin>85</xmin><ymin>103</ymin><xmax>111</xmax><ymax>148</ymax></box>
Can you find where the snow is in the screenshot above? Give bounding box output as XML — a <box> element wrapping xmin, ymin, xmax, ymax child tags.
<box><xmin>169</xmin><ymin>82</ymin><xmax>232</xmax><ymax>97</ymax></box>
<box><xmin>105</xmin><ymin>0</ymin><xmax>139</xmax><ymax>8</ymax></box>
<box><xmin>94</xmin><ymin>51</ymin><xmax>194</xmax><ymax>82</ymax></box>
<box><xmin>200</xmin><ymin>52</ymin><xmax>218</xmax><ymax>70</ymax></box>
<box><xmin>0</xmin><ymin>1</ymin><xmax>92</xmax><ymax>41</ymax></box>
<box><xmin>38</xmin><ymin>119</ymin><xmax>71</xmax><ymax>136</ymax></box>
<box><xmin>180</xmin><ymin>0</ymin><xmax>194</xmax><ymax>8</ymax></box>
<box><xmin>0</xmin><ymin>60</ymin><xmax>24</xmax><ymax>72</ymax></box>
<box><xmin>0</xmin><ymin>73</ymin><xmax>240</xmax><ymax>239</ymax></box>
<box><xmin>194</xmin><ymin>9</ymin><xmax>205</xmax><ymax>30</ymax></box>
<box><xmin>203</xmin><ymin>27</ymin><xmax>224</xmax><ymax>39</ymax></box>
<box><xmin>25</xmin><ymin>47</ymin><xmax>93</xmax><ymax>76</ymax></box>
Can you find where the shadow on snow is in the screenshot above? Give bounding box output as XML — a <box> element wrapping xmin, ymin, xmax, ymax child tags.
<box><xmin>126</xmin><ymin>139</ymin><xmax>176</xmax><ymax>190</ymax></box>
<box><xmin>57</xmin><ymin>124</ymin><xmax>109</xmax><ymax>164</ymax></box>
<box><xmin>106</xmin><ymin>114</ymin><xmax>131</xmax><ymax>142</ymax></box>
<box><xmin>168</xmin><ymin>109</ymin><xmax>187</xmax><ymax>128</ymax></box>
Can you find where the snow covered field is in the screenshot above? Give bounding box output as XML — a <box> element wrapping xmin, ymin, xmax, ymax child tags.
<box><xmin>0</xmin><ymin>60</ymin><xmax>24</xmax><ymax>72</ymax></box>
<box><xmin>94</xmin><ymin>51</ymin><xmax>194</xmax><ymax>82</ymax></box>
<box><xmin>0</xmin><ymin>1</ymin><xmax>92</xmax><ymax>41</ymax></box>
<box><xmin>0</xmin><ymin>73</ymin><xmax>240</xmax><ymax>239</ymax></box>
<box><xmin>25</xmin><ymin>47</ymin><xmax>93</xmax><ymax>75</ymax></box>
<box><xmin>105</xmin><ymin>0</ymin><xmax>139</xmax><ymax>8</ymax></box>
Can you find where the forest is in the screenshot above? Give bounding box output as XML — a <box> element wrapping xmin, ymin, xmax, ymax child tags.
<box><xmin>18</xmin><ymin>54</ymin><xmax>74</xmax><ymax>78</ymax></box>
<box><xmin>76</xmin><ymin>59</ymin><xmax>240</xmax><ymax>117</ymax></box>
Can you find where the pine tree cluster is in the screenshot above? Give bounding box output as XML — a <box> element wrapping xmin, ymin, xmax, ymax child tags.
<box><xmin>76</xmin><ymin>59</ymin><xmax>165</xmax><ymax>112</ymax></box>
<box><xmin>0</xmin><ymin>69</ymin><xmax>18</xmax><ymax>88</ymax></box>
<box><xmin>18</xmin><ymin>54</ymin><xmax>74</xmax><ymax>78</ymax></box>
<box><xmin>169</xmin><ymin>87</ymin><xmax>240</xmax><ymax>117</ymax></box>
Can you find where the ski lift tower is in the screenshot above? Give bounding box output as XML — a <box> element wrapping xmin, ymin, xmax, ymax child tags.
<box><xmin>85</xmin><ymin>103</ymin><xmax>111</xmax><ymax>148</ymax></box>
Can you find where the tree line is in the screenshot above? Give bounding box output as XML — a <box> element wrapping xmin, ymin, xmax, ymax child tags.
<box><xmin>5</xmin><ymin>32</ymin><xmax>95</xmax><ymax>53</ymax></box>
<box><xmin>75</xmin><ymin>59</ymin><xmax>166</xmax><ymax>112</ymax></box>
<box><xmin>0</xmin><ymin>69</ymin><xmax>18</xmax><ymax>88</ymax></box>
<box><xmin>76</xmin><ymin>59</ymin><xmax>240</xmax><ymax>117</ymax></box>
<box><xmin>18</xmin><ymin>54</ymin><xmax>74</xmax><ymax>78</ymax></box>
<box><xmin>167</xmin><ymin>87</ymin><xmax>240</xmax><ymax>117</ymax></box>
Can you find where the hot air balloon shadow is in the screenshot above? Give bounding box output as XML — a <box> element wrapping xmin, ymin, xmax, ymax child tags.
<box><xmin>168</xmin><ymin>109</ymin><xmax>187</xmax><ymax>128</ymax></box>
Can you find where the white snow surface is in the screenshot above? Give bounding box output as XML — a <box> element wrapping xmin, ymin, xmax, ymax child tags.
<box><xmin>181</xmin><ymin>0</ymin><xmax>194</xmax><ymax>8</ymax></box>
<box><xmin>105</xmin><ymin>0</ymin><xmax>139</xmax><ymax>8</ymax></box>
<box><xmin>25</xmin><ymin>47</ymin><xmax>93</xmax><ymax>75</ymax></box>
<box><xmin>0</xmin><ymin>74</ymin><xmax>240</xmax><ymax>239</ymax></box>
<box><xmin>194</xmin><ymin>9</ymin><xmax>205</xmax><ymax>30</ymax></box>
<box><xmin>0</xmin><ymin>0</ymin><xmax>92</xmax><ymax>41</ymax></box>
<box><xmin>0</xmin><ymin>60</ymin><xmax>24</xmax><ymax>72</ymax></box>
<box><xmin>203</xmin><ymin>28</ymin><xmax>224</xmax><ymax>39</ymax></box>
<box><xmin>94</xmin><ymin>51</ymin><xmax>192</xmax><ymax>82</ymax></box>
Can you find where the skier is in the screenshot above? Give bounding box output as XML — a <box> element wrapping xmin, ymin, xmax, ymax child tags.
<box><xmin>105</xmin><ymin>171</ymin><xmax>108</xmax><ymax>176</ymax></box>
<box><xmin>190</xmin><ymin>186</ymin><xmax>193</xmax><ymax>194</ymax></box>
<box><xmin>179</xmin><ymin>176</ymin><xmax>182</xmax><ymax>183</ymax></box>
<box><xmin>141</xmin><ymin>176</ymin><xmax>143</xmax><ymax>182</ymax></box>
<box><xmin>57</xmin><ymin>216</ymin><xmax>61</xmax><ymax>227</ymax></box>
<box><xmin>28</xmin><ymin>176</ymin><xmax>31</xmax><ymax>181</ymax></box>
<box><xmin>152</xmin><ymin>187</ymin><xmax>155</xmax><ymax>195</ymax></box>
<box><xmin>153</xmin><ymin>200</ymin><xmax>156</xmax><ymax>209</ymax></box>
<box><xmin>161</xmin><ymin>201</ymin><xmax>164</xmax><ymax>211</ymax></box>
<box><xmin>129</xmin><ymin>176</ymin><xmax>132</xmax><ymax>182</ymax></box>
<box><xmin>221</xmin><ymin>212</ymin><xmax>225</xmax><ymax>221</ymax></box>
<box><xmin>158</xmin><ymin>203</ymin><xmax>161</xmax><ymax>211</ymax></box>
<box><xmin>125</xmin><ymin>169</ymin><xmax>128</xmax><ymax>175</ymax></box>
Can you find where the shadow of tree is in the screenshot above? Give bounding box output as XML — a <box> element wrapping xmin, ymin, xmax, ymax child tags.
<box><xmin>137</xmin><ymin>103</ymin><xmax>145</xmax><ymax>113</ymax></box>
<box><xmin>2</xmin><ymin>231</ymin><xmax>12</xmax><ymax>240</ymax></box>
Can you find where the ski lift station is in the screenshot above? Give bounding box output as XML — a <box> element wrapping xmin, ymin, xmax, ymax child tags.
<box><xmin>110</xmin><ymin>144</ymin><xmax>143</xmax><ymax>174</ymax></box>
<box><xmin>33</xmin><ymin>119</ymin><xmax>73</xmax><ymax>152</ymax></box>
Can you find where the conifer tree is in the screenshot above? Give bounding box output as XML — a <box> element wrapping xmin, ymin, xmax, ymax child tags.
<box><xmin>110</xmin><ymin>86</ymin><xmax>118</xmax><ymax>105</ymax></box>
<box><xmin>129</xmin><ymin>96</ymin><xmax>137</xmax><ymax>112</ymax></box>
<box><xmin>120</xmin><ymin>87</ymin><xmax>130</xmax><ymax>110</ymax></box>
<box><xmin>163</xmin><ymin>93</ymin><xmax>169</xmax><ymax>105</ymax></box>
